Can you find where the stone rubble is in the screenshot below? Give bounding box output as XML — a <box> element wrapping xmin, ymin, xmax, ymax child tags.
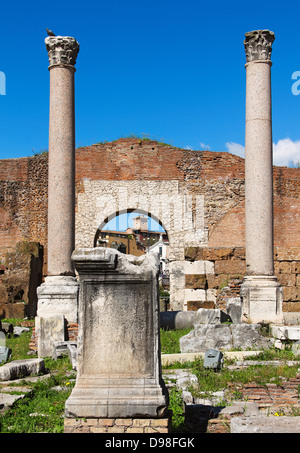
<box><xmin>0</xmin><ymin>358</ymin><xmax>45</xmax><ymax>381</ymax></box>
<box><xmin>1</xmin><ymin>305</ymin><xmax>300</xmax><ymax>432</ymax></box>
<box><xmin>1</xmin><ymin>353</ymin><xmax>300</xmax><ymax>432</ymax></box>
<box><xmin>180</xmin><ymin>322</ymin><xmax>273</xmax><ymax>353</ymax></box>
<box><xmin>0</xmin><ymin>363</ymin><xmax>49</xmax><ymax>413</ymax></box>
<box><xmin>163</xmin><ymin>363</ymin><xmax>300</xmax><ymax>433</ymax></box>
<box><xmin>230</xmin><ymin>415</ymin><xmax>300</xmax><ymax>433</ymax></box>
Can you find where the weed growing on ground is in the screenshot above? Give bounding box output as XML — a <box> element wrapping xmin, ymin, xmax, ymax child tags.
<box><xmin>246</xmin><ymin>347</ymin><xmax>296</xmax><ymax>361</ymax></box>
<box><xmin>168</xmin><ymin>387</ymin><xmax>187</xmax><ymax>433</ymax></box>
<box><xmin>189</xmin><ymin>357</ymin><xmax>300</xmax><ymax>402</ymax></box>
<box><xmin>0</xmin><ymin>359</ymin><xmax>75</xmax><ymax>433</ymax></box>
<box><xmin>1</xmin><ymin>320</ymin><xmax>300</xmax><ymax>433</ymax></box>
<box><xmin>4</xmin><ymin>331</ymin><xmax>32</xmax><ymax>362</ymax></box>
<box><xmin>160</xmin><ymin>328</ymin><xmax>192</xmax><ymax>354</ymax></box>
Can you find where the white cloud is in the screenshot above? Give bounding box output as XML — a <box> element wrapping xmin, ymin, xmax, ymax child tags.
<box><xmin>225</xmin><ymin>138</ymin><xmax>300</xmax><ymax>166</ymax></box>
<box><xmin>199</xmin><ymin>142</ymin><xmax>211</xmax><ymax>150</ymax></box>
<box><xmin>273</xmin><ymin>138</ymin><xmax>300</xmax><ymax>166</ymax></box>
<box><xmin>185</xmin><ymin>142</ymin><xmax>211</xmax><ymax>151</ymax></box>
<box><xmin>225</xmin><ymin>142</ymin><xmax>245</xmax><ymax>158</ymax></box>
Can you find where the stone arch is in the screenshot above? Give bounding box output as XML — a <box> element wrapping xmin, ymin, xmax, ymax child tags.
<box><xmin>75</xmin><ymin>179</ymin><xmax>208</xmax><ymax>311</ymax></box>
<box><xmin>93</xmin><ymin>208</ymin><xmax>168</xmax><ymax>247</ymax></box>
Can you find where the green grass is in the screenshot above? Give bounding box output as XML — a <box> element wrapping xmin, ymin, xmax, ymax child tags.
<box><xmin>160</xmin><ymin>328</ymin><xmax>192</xmax><ymax>354</ymax></box>
<box><xmin>0</xmin><ymin>354</ymin><xmax>75</xmax><ymax>433</ymax></box>
<box><xmin>4</xmin><ymin>331</ymin><xmax>32</xmax><ymax>362</ymax></box>
<box><xmin>246</xmin><ymin>347</ymin><xmax>296</xmax><ymax>361</ymax></box>
<box><xmin>168</xmin><ymin>387</ymin><xmax>187</xmax><ymax>432</ymax></box>
<box><xmin>0</xmin><ymin>320</ymin><xmax>76</xmax><ymax>433</ymax></box>
<box><xmin>1</xmin><ymin>319</ymin><xmax>300</xmax><ymax>432</ymax></box>
<box><xmin>0</xmin><ymin>368</ymin><xmax>75</xmax><ymax>433</ymax></box>
<box><xmin>189</xmin><ymin>357</ymin><xmax>300</xmax><ymax>401</ymax></box>
<box><xmin>1</xmin><ymin>318</ymin><xmax>33</xmax><ymax>362</ymax></box>
<box><xmin>0</xmin><ymin>325</ymin><xmax>193</xmax><ymax>433</ymax></box>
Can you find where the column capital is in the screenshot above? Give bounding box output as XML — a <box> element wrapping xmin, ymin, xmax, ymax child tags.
<box><xmin>244</xmin><ymin>30</ymin><xmax>275</xmax><ymax>63</ymax></box>
<box><xmin>45</xmin><ymin>36</ymin><xmax>79</xmax><ymax>68</ymax></box>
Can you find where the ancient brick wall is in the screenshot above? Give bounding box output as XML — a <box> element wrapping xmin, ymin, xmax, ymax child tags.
<box><xmin>0</xmin><ymin>138</ymin><xmax>299</xmax><ymax>314</ymax></box>
<box><xmin>184</xmin><ymin>246</ymin><xmax>300</xmax><ymax>314</ymax></box>
<box><xmin>0</xmin><ymin>154</ymin><xmax>48</xmax><ymax>264</ymax></box>
<box><xmin>0</xmin><ymin>241</ymin><xmax>43</xmax><ymax>318</ymax></box>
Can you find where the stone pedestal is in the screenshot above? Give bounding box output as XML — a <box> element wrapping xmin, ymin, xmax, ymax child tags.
<box><xmin>36</xmin><ymin>276</ymin><xmax>79</xmax><ymax>356</ymax></box>
<box><xmin>35</xmin><ymin>314</ymin><xmax>65</xmax><ymax>357</ymax></box>
<box><xmin>65</xmin><ymin>248</ymin><xmax>169</xmax><ymax>421</ymax></box>
<box><xmin>240</xmin><ymin>30</ymin><xmax>283</xmax><ymax>324</ymax></box>
<box><xmin>37</xmin><ymin>276</ymin><xmax>78</xmax><ymax>322</ymax></box>
<box><xmin>240</xmin><ymin>276</ymin><xmax>283</xmax><ymax>324</ymax></box>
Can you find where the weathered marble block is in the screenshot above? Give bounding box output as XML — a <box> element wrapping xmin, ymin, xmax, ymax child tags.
<box><xmin>240</xmin><ymin>276</ymin><xmax>283</xmax><ymax>323</ymax></box>
<box><xmin>65</xmin><ymin>248</ymin><xmax>168</xmax><ymax>419</ymax></box>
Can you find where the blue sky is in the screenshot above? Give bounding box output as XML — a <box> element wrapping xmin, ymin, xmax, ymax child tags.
<box><xmin>104</xmin><ymin>212</ymin><xmax>165</xmax><ymax>233</ymax></box>
<box><xmin>0</xmin><ymin>0</ymin><xmax>300</xmax><ymax>166</ymax></box>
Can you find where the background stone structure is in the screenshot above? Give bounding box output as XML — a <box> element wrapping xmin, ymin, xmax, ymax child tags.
<box><xmin>0</xmin><ymin>138</ymin><xmax>299</xmax><ymax>315</ymax></box>
<box><xmin>0</xmin><ymin>241</ymin><xmax>43</xmax><ymax>318</ymax></box>
<box><xmin>0</xmin><ymin>154</ymin><xmax>48</xmax><ymax>265</ymax></box>
<box><xmin>185</xmin><ymin>246</ymin><xmax>300</xmax><ymax>318</ymax></box>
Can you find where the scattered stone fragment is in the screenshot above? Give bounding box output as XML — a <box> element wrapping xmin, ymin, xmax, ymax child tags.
<box><xmin>230</xmin><ymin>415</ymin><xmax>300</xmax><ymax>433</ymax></box>
<box><xmin>0</xmin><ymin>358</ymin><xmax>45</xmax><ymax>381</ymax></box>
<box><xmin>13</xmin><ymin>326</ymin><xmax>30</xmax><ymax>336</ymax></box>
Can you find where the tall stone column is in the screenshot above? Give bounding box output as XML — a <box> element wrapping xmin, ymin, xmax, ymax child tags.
<box><xmin>46</xmin><ymin>35</ymin><xmax>79</xmax><ymax>276</ymax></box>
<box><xmin>240</xmin><ymin>30</ymin><xmax>283</xmax><ymax>324</ymax></box>
<box><xmin>36</xmin><ymin>36</ymin><xmax>80</xmax><ymax>356</ymax></box>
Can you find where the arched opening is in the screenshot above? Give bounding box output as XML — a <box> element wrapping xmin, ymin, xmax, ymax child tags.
<box><xmin>95</xmin><ymin>208</ymin><xmax>168</xmax><ymax>240</ymax></box>
<box><xmin>94</xmin><ymin>209</ymin><xmax>170</xmax><ymax>294</ymax></box>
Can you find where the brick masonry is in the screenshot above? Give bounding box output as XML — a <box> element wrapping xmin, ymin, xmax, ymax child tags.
<box><xmin>207</xmin><ymin>372</ymin><xmax>300</xmax><ymax>433</ymax></box>
<box><xmin>64</xmin><ymin>415</ymin><xmax>172</xmax><ymax>433</ymax></box>
<box><xmin>239</xmin><ymin>377</ymin><xmax>300</xmax><ymax>410</ymax></box>
<box><xmin>0</xmin><ymin>241</ymin><xmax>43</xmax><ymax>318</ymax></box>
<box><xmin>0</xmin><ymin>138</ymin><xmax>299</xmax><ymax>313</ymax></box>
<box><xmin>184</xmin><ymin>246</ymin><xmax>300</xmax><ymax>312</ymax></box>
<box><xmin>29</xmin><ymin>322</ymin><xmax>78</xmax><ymax>353</ymax></box>
<box><xmin>0</xmin><ymin>154</ymin><xmax>48</xmax><ymax>267</ymax></box>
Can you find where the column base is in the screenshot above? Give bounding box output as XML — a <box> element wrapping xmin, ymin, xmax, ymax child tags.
<box><xmin>240</xmin><ymin>275</ymin><xmax>283</xmax><ymax>324</ymax></box>
<box><xmin>65</xmin><ymin>376</ymin><xmax>169</xmax><ymax>419</ymax></box>
<box><xmin>37</xmin><ymin>276</ymin><xmax>79</xmax><ymax>322</ymax></box>
<box><xmin>64</xmin><ymin>413</ymin><xmax>172</xmax><ymax>433</ymax></box>
<box><xmin>36</xmin><ymin>276</ymin><xmax>79</xmax><ymax>357</ymax></box>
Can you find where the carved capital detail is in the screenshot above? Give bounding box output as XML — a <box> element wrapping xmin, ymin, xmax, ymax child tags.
<box><xmin>244</xmin><ymin>30</ymin><xmax>275</xmax><ymax>63</ymax></box>
<box><xmin>45</xmin><ymin>36</ymin><xmax>79</xmax><ymax>67</ymax></box>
